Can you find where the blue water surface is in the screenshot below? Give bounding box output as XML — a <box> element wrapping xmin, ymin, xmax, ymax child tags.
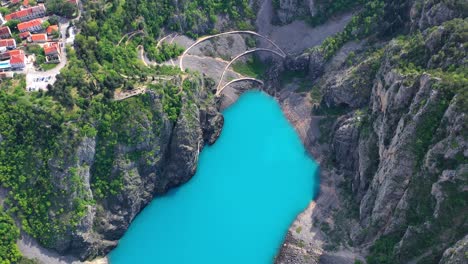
<box><xmin>110</xmin><ymin>91</ymin><xmax>319</xmax><ymax>264</ymax></box>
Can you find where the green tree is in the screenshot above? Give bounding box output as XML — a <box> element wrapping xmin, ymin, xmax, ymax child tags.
<box><xmin>42</xmin><ymin>20</ymin><xmax>50</xmax><ymax>30</ymax></box>
<box><xmin>5</xmin><ymin>20</ymin><xmax>20</xmax><ymax>32</ymax></box>
<box><xmin>0</xmin><ymin>207</ymin><xmax>22</xmax><ymax>264</ymax></box>
<box><xmin>48</xmin><ymin>15</ymin><xmax>59</xmax><ymax>25</ymax></box>
<box><xmin>0</xmin><ymin>7</ymin><xmax>9</xmax><ymax>15</ymax></box>
<box><xmin>52</xmin><ymin>30</ymin><xmax>60</xmax><ymax>39</ymax></box>
<box><xmin>46</xmin><ymin>0</ymin><xmax>77</xmax><ymax>18</ymax></box>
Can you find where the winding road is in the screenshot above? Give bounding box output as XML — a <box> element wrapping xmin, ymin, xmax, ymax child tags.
<box><xmin>156</xmin><ymin>33</ymin><xmax>177</xmax><ymax>48</ymax></box>
<box><xmin>179</xmin><ymin>30</ymin><xmax>286</xmax><ymax>71</ymax></box>
<box><xmin>117</xmin><ymin>30</ymin><xmax>145</xmax><ymax>46</ymax></box>
<box><xmin>215</xmin><ymin>48</ymin><xmax>285</xmax><ymax>95</ymax></box>
<box><xmin>128</xmin><ymin>30</ymin><xmax>286</xmax><ymax>99</ymax></box>
<box><xmin>125</xmin><ymin>31</ymin><xmax>147</xmax><ymax>45</ymax></box>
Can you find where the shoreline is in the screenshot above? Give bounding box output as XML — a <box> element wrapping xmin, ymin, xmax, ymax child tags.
<box><xmin>18</xmin><ymin>232</ymin><xmax>108</xmax><ymax>264</ymax></box>
<box><xmin>17</xmin><ymin>0</ymin><xmax>352</xmax><ymax>260</ymax></box>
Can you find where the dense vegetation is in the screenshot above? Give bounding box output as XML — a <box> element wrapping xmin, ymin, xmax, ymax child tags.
<box><xmin>145</xmin><ymin>42</ymin><xmax>185</xmax><ymax>63</ymax></box>
<box><xmin>46</xmin><ymin>0</ymin><xmax>77</xmax><ymax>18</ymax></box>
<box><xmin>231</xmin><ymin>56</ymin><xmax>267</xmax><ymax>79</ymax></box>
<box><xmin>0</xmin><ymin>207</ymin><xmax>22</xmax><ymax>264</ymax></box>
<box><xmin>0</xmin><ymin>0</ymin><xmax>234</xmax><ymax>254</ymax></box>
<box><xmin>0</xmin><ymin>79</ymin><xmax>93</xmax><ymax>246</ymax></box>
<box><xmin>75</xmin><ymin>0</ymin><xmax>255</xmax><ymax>75</ymax></box>
<box><xmin>44</xmin><ymin>0</ymin><xmax>256</xmax><ymax>109</ymax></box>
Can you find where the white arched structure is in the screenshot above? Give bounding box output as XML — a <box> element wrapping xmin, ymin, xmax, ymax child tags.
<box><xmin>215</xmin><ymin>48</ymin><xmax>285</xmax><ymax>95</ymax></box>
<box><xmin>179</xmin><ymin>31</ymin><xmax>286</xmax><ymax>71</ymax></box>
<box><xmin>217</xmin><ymin>78</ymin><xmax>264</xmax><ymax>95</ymax></box>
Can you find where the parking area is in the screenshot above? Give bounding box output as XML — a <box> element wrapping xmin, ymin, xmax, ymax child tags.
<box><xmin>26</xmin><ymin>76</ymin><xmax>53</xmax><ymax>91</ymax></box>
<box><xmin>25</xmin><ymin>20</ymin><xmax>71</xmax><ymax>91</ymax></box>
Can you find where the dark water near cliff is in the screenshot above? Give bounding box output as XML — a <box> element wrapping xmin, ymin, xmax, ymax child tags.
<box><xmin>110</xmin><ymin>91</ymin><xmax>319</xmax><ymax>263</ymax></box>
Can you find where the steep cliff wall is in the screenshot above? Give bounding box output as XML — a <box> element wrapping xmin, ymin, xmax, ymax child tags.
<box><xmin>0</xmin><ymin>75</ymin><xmax>223</xmax><ymax>261</ymax></box>
<box><xmin>65</xmin><ymin>77</ymin><xmax>223</xmax><ymax>260</ymax></box>
<box><xmin>274</xmin><ymin>1</ymin><xmax>467</xmax><ymax>263</ymax></box>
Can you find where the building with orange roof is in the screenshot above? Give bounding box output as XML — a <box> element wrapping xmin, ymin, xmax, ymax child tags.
<box><xmin>44</xmin><ymin>42</ymin><xmax>60</xmax><ymax>55</ymax></box>
<box><xmin>44</xmin><ymin>42</ymin><xmax>61</xmax><ymax>63</ymax></box>
<box><xmin>19</xmin><ymin>31</ymin><xmax>31</xmax><ymax>39</ymax></box>
<box><xmin>10</xmin><ymin>50</ymin><xmax>25</xmax><ymax>69</ymax></box>
<box><xmin>7</xmin><ymin>49</ymin><xmax>23</xmax><ymax>56</ymax></box>
<box><xmin>30</xmin><ymin>33</ymin><xmax>47</xmax><ymax>43</ymax></box>
<box><xmin>17</xmin><ymin>18</ymin><xmax>43</xmax><ymax>33</ymax></box>
<box><xmin>0</xmin><ymin>26</ymin><xmax>12</xmax><ymax>39</ymax></box>
<box><xmin>22</xmin><ymin>0</ymin><xmax>29</xmax><ymax>7</ymax></box>
<box><xmin>0</xmin><ymin>49</ymin><xmax>24</xmax><ymax>60</ymax></box>
<box><xmin>5</xmin><ymin>5</ymin><xmax>46</xmax><ymax>22</ymax></box>
<box><xmin>0</xmin><ymin>39</ymin><xmax>16</xmax><ymax>49</ymax></box>
<box><xmin>46</xmin><ymin>25</ymin><xmax>59</xmax><ymax>35</ymax></box>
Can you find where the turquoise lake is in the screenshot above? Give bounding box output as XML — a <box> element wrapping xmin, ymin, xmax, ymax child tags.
<box><xmin>110</xmin><ymin>91</ymin><xmax>319</xmax><ymax>263</ymax></box>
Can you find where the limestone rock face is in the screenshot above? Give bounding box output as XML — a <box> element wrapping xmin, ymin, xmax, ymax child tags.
<box><xmin>322</xmin><ymin>55</ymin><xmax>378</xmax><ymax>109</ymax></box>
<box><xmin>200</xmin><ymin>106</ymin><xmax>224</xmax><ymax>145</ymax></box>
<box><xmin>37</xmin><ymin>76</ymin><xmax>223</xmax><ymax>260</ymax></box>
<box><xmin>274</xmin><ymin>0</ymin><xmax>316</xmax><ymax>25</ymax></box>
<box><xmin>275</xmin><ymin>5</ymin><xmax>467</xmax><ymax>263</ymax></box>
<box><xmin>307</xmin><ymin>49</ymin><xmax>326</xmax><ymax>81</ymax></box>
<box><xmin>410</xmin><ymin>0</ymin><xmax>461</xmax><ymax>31</ymax></box>
<box><xmin>46</xmin><ymin>133</ymin><xmax>106</xmax><ymax>258</ymax></box>
<box><xmin>439</xmin><ymin>235</ymin><xmax>468</xmax><ymax>264</ymax></box>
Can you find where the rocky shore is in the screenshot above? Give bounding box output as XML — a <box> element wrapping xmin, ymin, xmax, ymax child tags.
<box><xmin>268</xmin><ymin>1</ymin><xmax>468</xmax><ymax>263</ymax></box>
<box><xmin>16</xmin><ymin>76</ymin><xmax>224</xmax><ymax>262</ymax></box>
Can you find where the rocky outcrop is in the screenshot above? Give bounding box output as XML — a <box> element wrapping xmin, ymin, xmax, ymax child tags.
<box><xmin>275</xmin><ymin>8</ymin><xmax>467</xmax><ymax>264</ymax></box>
<box><xmin>410</xmin><ymin>0</ymin><xmax>464</xmax><ymax>31</ymax></box>
<box><xmin>23</xmin><ymin>76</ymin><xmax>223</xmax><ymax>260</ymax></box>
<box><xmin>274</xmin><ymin>0</ymin><xmax>317</xmax><ymax>25</ymax></box>
<box><xmin>439</xmin><ymin>235</ymin><xmax>468</xmax><ymax>264</ymax></box>
<box><xmin>200</xmin><ymin>106</ymin><xmax>224</xmax><ymax>145</ymax></box>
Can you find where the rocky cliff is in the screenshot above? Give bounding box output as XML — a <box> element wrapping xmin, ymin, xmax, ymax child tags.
<box><xmin>273</xmin><ymin>1</ymin><xmax>467</xmax><ymax>263</ymax></box>
<box><xmin>1</xmin><ymin>0</ymin><xmax>465</xmax><ymax>263</ymax></box>
<box><xmin>272</xmin><ymin>0</ymin><xmax>317</xmax><ymax>25</ymax></box>
<box><xmin>0</xmin><ymin>75</ymin><xmax>223</xmax><ymax>261</ymax></box>
<box><xmin>67</xmin><ymin>77</ymin><xmax>223</xmax><ymax>260</ymax></box>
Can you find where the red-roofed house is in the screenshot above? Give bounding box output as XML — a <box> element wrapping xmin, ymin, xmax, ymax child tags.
<box><xmin>46</xmin><ymin>25</ymin><xmax>59</xmax><ymax>35</ymax></box>
<box><xmin>0</xmin><ymin>26</ymin><xmax>12</xmax><ymax>39</ymax></box>
<box><xmin>44</xmin><ymin>42</ymin><xmax>61</xmax><ymax>63</ymax></box>
<box><xmin>17</xmin><ymin>18</ymin><xmax>43</xmax><ymax>33</ymax></box>
<box><xmin>10</xmin><ymin>0</ymin><xmax>21</xmax><ymax>4</ymax></box>
<box><xmin>44</xmin><ymin>42</ymin><xmax>60</xmax><ymax>55</ymax></box>
<box><xmin>10</xmin><ymin>50</ymin><xmax>25</xmax><ymax>69</ymax></box>
<box><xmin>30</xmin><ymin>33</ymin><xmax>47</xmax><ymax>43</ymax></box>
<box><xmin>19</xmin><ymin>31</ymin><xmax>31</xmax><ymax>39</ymax></box>
<box><xmin>22</xmin><ymin>0</ymin><xmax>29</xmax><ymax>7</ymax></box>
<box><xmin>5</xmin><ymin>5</ymin><xmax>46</xmax><ymax>22</ymax></box>
<box><xmin>0</xmin><ymin>49</ymin><xmax>23</xmax><ymax>60</ymax></box>
<box><xmin>0</xmin><ymin>39</ymin><xmax>16</xmax><ymax>49</ymax></box>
